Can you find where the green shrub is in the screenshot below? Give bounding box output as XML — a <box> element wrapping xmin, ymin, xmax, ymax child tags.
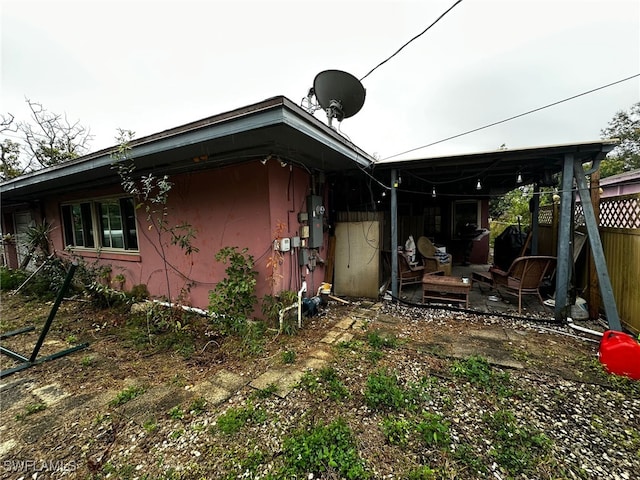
<box><xmin>298</xmin><ymin>367</ymin><xmax>350</xmax><ymax>401</ymax></box>
<box><xmin>416</xmin><ymin>412</ymin><xmax>450</xmax><ymax>447</ymax></box>
<box><xmin>208</xmin><ymin>247</ymin><xmax>257</xmax><ymax>333</ymax></box>
<box><xmin>0</xmin><ymin>266</ymin><xmax>28</xmax><ymax>291</ymax></box>
<box><xmin>281</xmin><ymin>418</ymin><xmax>369</xmax><ymax>479</ymax></box>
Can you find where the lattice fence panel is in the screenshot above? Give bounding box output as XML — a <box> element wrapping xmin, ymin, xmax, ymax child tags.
<box><xmin>600</xmin><ymin>195</ymin><xmax>640</xmax><ymax>229</ymax></box>
<box><xmin>574</xmin><ymin>203</ymin><xmax>585</xmax><ymax>227</ymax></box>
<box><xmin>538</xmin><ymin>206</ymin><xmax>553</xmax><ymax>226</ymax></box>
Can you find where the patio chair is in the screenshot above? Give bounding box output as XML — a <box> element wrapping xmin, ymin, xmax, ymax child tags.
<box><xmin>398</xmin><ymin>252</ymin><xmax>425</xmax><ymax>296</ymax></box>
<box><xmin>417</xmin><ymin>236</ymin><xmax>452</xmax><ymax>276</ymax></box>
<box><xmin>489</xmin><ymin>256</ymin><xmax>556</xmax><ymax>313</ymax></box>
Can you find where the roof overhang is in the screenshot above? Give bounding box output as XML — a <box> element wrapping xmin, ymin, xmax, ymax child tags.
<box><xmin>1</xmin><ymin>96</ymin><xmax>374</xmax><ymax>205</ymax></box>
<box><xmin>371</xmin><ymin>140</ymin><xmax>618</xmax><ymax>195</ymax></box>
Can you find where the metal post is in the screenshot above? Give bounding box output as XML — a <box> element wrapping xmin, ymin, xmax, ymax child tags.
<box><xmin>573</xmin><ymin>162</ymin><xmax>622</xmax><ymax>331</ymax></box>
<box><xmin>29</xmin><ymin>263</ymin><xmax>77</xmax><ymax>362</ymax></box>
<box><xmin>390</xmin><ymin>169</ymin><xmax>398</xmax><ymax>299</ymax></box>
<box><xmin>555</xmin><ymin>154</ymin><xmax>574</xmax><ymax>321</ymax></box>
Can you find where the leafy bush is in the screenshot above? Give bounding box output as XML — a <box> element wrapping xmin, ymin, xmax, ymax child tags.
<box><xmin>261</xmin><ymin>290</ymin><xmax>298</xmax><ymax>326</ymax></box>
<box><xmin>416</xmin><ymin>412</ymin><xmax>450</xmax><ymax>447</ymax></box>
<box><xmin>208</xmin><ymin>247</ymin><xmax>257</xmax><ymax>333</ymax></box>
<box><xmin>0</xmin><ymin>266</ymin><xmax>27</xmax><ymax>291</ymax></box>
<box><xmin>381</xmin><ymin>417</ymin><xmax>412</xmax><ymax>446</ymax></box>
<box><xmin>281</xmin><ymin>418</ymin><xmax>369</xmax><ymax>479</ymax></box>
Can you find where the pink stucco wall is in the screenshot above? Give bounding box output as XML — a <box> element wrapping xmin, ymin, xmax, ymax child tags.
<box><xmin>46</xmin><ymin>160</ymin><xmax>320</xmax><ymax>312</ymax></box>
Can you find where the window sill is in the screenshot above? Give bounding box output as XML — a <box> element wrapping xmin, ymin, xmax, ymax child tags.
<box><xmin>67</xmin><ymin>249</ymin><xmax>141</xmax><ymax>263</ymax></box>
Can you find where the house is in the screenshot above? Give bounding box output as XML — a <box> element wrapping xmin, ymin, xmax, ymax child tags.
<box><xmin>0</xmin><ymin>96</ymin><xmax>625</xmax><ymax>330</ymax></box>
<box><xmin>0</xmin><ymin>96</ymin><xmax>375</xmax><ymax>310</ymax></box>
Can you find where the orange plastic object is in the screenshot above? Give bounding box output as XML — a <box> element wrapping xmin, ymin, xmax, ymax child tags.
<box><xmin>598</xmin><ymin>330</ymin><xmax>640</xmax><ymax>380</ymax></box>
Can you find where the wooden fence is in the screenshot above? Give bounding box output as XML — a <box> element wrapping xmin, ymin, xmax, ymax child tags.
<box><xmin>540</xmin><ymin>193</ymin><xmax>640</xmax><ymax>333</ymax></box>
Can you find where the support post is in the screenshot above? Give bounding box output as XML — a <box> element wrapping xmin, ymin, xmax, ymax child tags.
<box><xmin>573</xmin><ymin>162</ymin><xmax>621</xmax><ymax>331</ymax></box>
<box><xmin>555</xmin><ymin>154</ymin><xmax>574</xmax><ymax>321</ymax></box>
<box><xmin>588</xmin><ymin>170</ymin><xmax>602</xmax><ymax>320</ymax></box>
<box><xmin>531</xmin><ymin>183</ymin><xmax>540</xmax><ymax>255</ymax></box>
<box><xmin>391</xmin><ymin>169</ymin><xmax>398</xmax><ymax>299</ymax></box>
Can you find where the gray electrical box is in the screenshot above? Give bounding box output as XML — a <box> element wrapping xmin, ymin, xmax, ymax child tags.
<box><xmin>307</xmin><ymin>195</ymin><xmax>324</xmax><ymax>248</ymax></box>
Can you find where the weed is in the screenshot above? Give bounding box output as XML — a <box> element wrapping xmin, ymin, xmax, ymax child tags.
<box><xmin>168</xmin><ymin>406</ymin><xmax>185</xmax><ymax>420</ymax></box>
<box><xmin>66</xmin><ymin>334</ymin><xmax>78</xmax><ymax>344</ymax></box>
<box><xmin>189</xmin><ymin>397</ymin><xmax>207</xmax><ymax>415</ymax></box>
<box><xmin>253</xmin><ymin>383</ymin><xmax>279</xmax><ymax>399</ymax></box>
<box><xmin>215</xmin><ymin>404</ymin><xmax>267</xmax><ymax>435</ymax></box>
<box><xmin>261</xmin><ymin>290</ymin><xmax>298</xmax><ymax>327</ymax></box>
<box><xmin>366</xmin><ymin>329</ymin><xmax>399</xmax><ymax>349</ymax></box>
<box><xmin>282</xmin><ymin>349</ymin><xmax>296</xmax><ymax>364</ymax></box>
<box><xmin>0</xmin><ymin>266</ymin><xmax>28</xmax><ymax>291</ymax></box>
<box><xmin>109</xmin><ymin>385</ymin><xmax>145</xmax><ymax>407</ymax></box>
<box><xmin>381</xmin><ymin>417</ymin><xmax>412</xmax><ymax>446</ymax></box>
<box><xmin>169</xmin><ymin>429</ymin><xmax>184</xmax><ymax>440</ymax></box>
<box><xmin>143</xmin><ymin>418</ymin><xmax>159</xmax><ymax>433</ymax></box>
<box><xmin>451</xmin><ymin>355</ymin><xmax>512</xmax><ymax>396</ymax></box>
<box><xmin>298</xmin><ymin>367</ymin><xmax>350</xmax><ymax>401</ymax></box>
<box><xmin>16</xmin><ymin>402</ymin><xmax>47</xmax><ymax>420</ymax></box>
<box><xmin>416</xmin><ymin>412</ymin><xmax>450</xmax><ymax>447</ymax></box>
<box><xmin>452</xmin><ymin>443</ymin><xmax>487</xmax><ymax>475</ymax></box>
<box><xmin>402</xmin><ymin>465</ymin><xmax>437</xmax><ymax>479</ymax></box>
<box><xmin>280</xmin><ymin>418</ymin><xmax>369</xmax><ymax>479</ymax></box>
<box><xmin>366</xmin><ymin>349</ymin><xmax>384</xmax><ymax>364</ymax></box>
<box><xmin>81</xmin><ymin>355</ymin><xmax>95</xmax><ymax>367</ymax></box>
<box><xmin>483</xmin><ymin>409</ymin><xmax>552</xmax><ymax>476</ymax></box>
<box><xmin>364</xmin><ymin>369</ymin><xmax>405</xmax><ymax>411</ymax></box>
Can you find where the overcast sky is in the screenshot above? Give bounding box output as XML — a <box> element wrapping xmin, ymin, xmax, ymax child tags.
<box><xmin>2</xmin><ymin>0</ymin><xmax>639</xmax><ymax>161</ymax></box>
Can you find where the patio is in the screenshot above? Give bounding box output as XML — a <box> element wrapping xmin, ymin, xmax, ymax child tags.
<box><xmin>395</xmin><ymin>264</ymin><xmax>554</xmax><ymax>318</ymax></box>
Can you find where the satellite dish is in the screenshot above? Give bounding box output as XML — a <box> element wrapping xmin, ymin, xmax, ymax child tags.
<box><xmin>313</xmin><ymin>70</ymin><xmax>366</xmax><ymax>127</ymax></box>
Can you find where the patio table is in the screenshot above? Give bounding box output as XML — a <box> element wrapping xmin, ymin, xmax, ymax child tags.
<box><xmin>422</xmin><ymin>274</ymin><xmax>472</xmax><ymax>307</ymax></box>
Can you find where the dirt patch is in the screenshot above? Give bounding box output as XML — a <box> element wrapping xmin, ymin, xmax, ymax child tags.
<box><xmin>1</xmin><ymin>293</ymin><xmax>637</xmax><ymax>479</ymax></box>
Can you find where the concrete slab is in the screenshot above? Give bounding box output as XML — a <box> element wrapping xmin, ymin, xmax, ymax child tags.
<box><xmin>273</xmin><ymin>369</ymin><xmax>306</xmax><ymax>398</ymax></box>
<box><xmin>31</xmin><ymin>383</ymin><xmax>69</xmax><ymax>406</ymax></box>
<box><xmin>352</xmin><ymin>319</ymin><xmax>368</xmax><ymax>330</ymax></box>
<box><xmin>0</xmin><ymin>439</ymin><xmax>17</xmax><ymax>458</ymax></box>
<box><xmin>320</xmin><ymin>330</ymin><xmax>341</xmax><ymax>344</ymax></box>
<box><xmin>303</xmin><ymin>358</ymin><xmax>327</xmax><ymax>370</ymax></box>
<box><xmin>467</xmin><ymin>329</ymin><xmax>509</xmax><ymax>341</ymax></box>
<box><xmin>336</xmin><ymin>332</ymin><xmax>354</xmax><ymax>344</ymax></box>
<box><xmin>192</xmin><ymin>382</ymin><xmax>235</xmax><ymax>406</ymax></box>
<box><xmin>451</xmin><ymin>344</ymin><xmax>523</xmax><ymax>370</ymax></box>
<box><xmin>250</xmin><ymin>369</ymin><xmax>287</xmax><ymax>391</ymax></box>
<box><xmin>308</xmin><ymin>349</ymin><xmax>332</xmax><ymax>360</ymax></box>
<box><xmin>212</xmin><ymin>369</ymin><xmax>247</xmax><ymax>391</ymax></box>
<box><xmin>335</xmin><ymin>318</ymin><xmax>355</xmax><ymax>330</ymax></box>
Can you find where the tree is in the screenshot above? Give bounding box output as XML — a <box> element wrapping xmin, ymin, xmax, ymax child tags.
<box><xmin>1</xmin><ymin>114</ymin><xmax>23</xmax><ymax>180</ymax></box>
<box><xmin>600</xmin><ymin>102</ymin><xmax>640</xmax><ymax>178</ymax></box>
<box><xmin>0</xmin><ymin>99</ymin><xmax>92</xmax><ymax>180</ymax></box>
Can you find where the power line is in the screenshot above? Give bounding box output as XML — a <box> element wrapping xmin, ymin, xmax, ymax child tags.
<box><xmin>360</xmin><ymin>0</ymin><xmax>464</xmax><ymax>82</ymax></box>
<box><xmin>382</xmin><ymin>73</ymin><xmax>640</xmax><ymax>160</ymax></box>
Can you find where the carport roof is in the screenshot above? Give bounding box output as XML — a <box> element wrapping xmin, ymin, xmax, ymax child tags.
<box><xmin>371</xmin><ymin>140</ymin><xmax>618</xmax><ymax>195</ymax></box>
<box><xmin>1</xmin><ymin>96</ymin><xmax>375</xmax><ymax>205</ymax></box>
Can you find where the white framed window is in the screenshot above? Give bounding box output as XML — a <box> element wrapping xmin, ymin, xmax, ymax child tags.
<box><xmin>61</xmin><ymin>197</ymin><xmax>138</xmax><ymax>251</ymax></box>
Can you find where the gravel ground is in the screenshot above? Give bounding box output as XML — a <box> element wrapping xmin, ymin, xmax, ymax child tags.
<box><xmin>1</xmin><ymin>298</ymin><xmax>639</xmax><ymax>479</ymax></box>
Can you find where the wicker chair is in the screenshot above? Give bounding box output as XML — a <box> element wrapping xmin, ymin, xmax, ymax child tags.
<box><xmin>417</xmin><ymin>236</ymin><xmax>452</xmax><ymax>276</ymax></box>
<box><xmin>397</xmin><ymin>252</ymin><xmax>425</xmax><ymax>296</ymax></box>
<box><xmin>489</xmin><ymin>256</ymin><xmax>556</xmax><ymax>313</ymax></box>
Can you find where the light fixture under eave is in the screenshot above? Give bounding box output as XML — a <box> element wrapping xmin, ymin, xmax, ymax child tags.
<box><xmin>476</xmin><ymin>179</ymin><xmax>482</xmax><ymax>190</ymax></box>
<box><xmin>516</xmin><ymin>172</ymin><xmax>523</xmax><ymax>184</ymax></box>
<box><xmin>431</xmin><ymin>186</ymin><xmax>436</xmax><ymax>198</ymax></box>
